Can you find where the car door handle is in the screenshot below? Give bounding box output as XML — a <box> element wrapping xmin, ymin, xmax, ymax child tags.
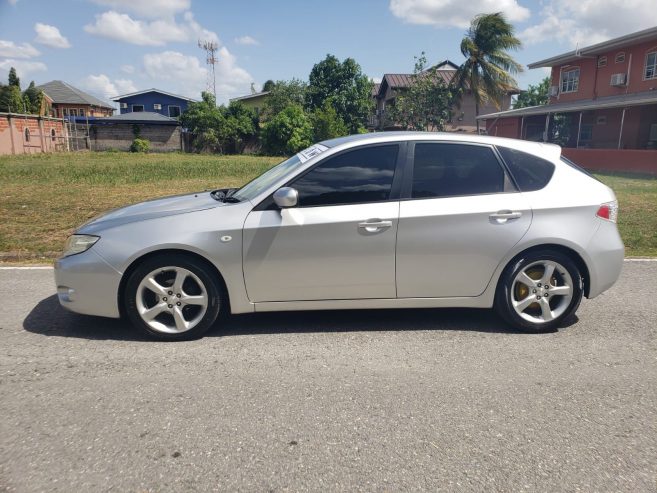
<box><xmin>358</xmin><ymin>219</ymin><xmax>392</xmax><ymax>233</ymax></box>
<box><xmin>489</xmin><ymin>210</ymin><xmax>522</xmax><ymax>223</ymax></box>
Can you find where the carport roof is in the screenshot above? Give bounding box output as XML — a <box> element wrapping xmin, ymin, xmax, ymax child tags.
<box><xmin>477</xmin><ymin>90</ymin><xmax>657</xmax><ymax>120</ymax></box>
<box><xmin>94</xmin><ymin>112</ymin><xmax>180</xmax><ymax>124</ymax></box>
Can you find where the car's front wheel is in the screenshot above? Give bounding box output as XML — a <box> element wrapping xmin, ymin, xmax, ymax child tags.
<box><xmin>124</xmin><ymin>254</ymin><xmax>223</xmax><ymax>341</ymax></box>
<box><xmin>495</xmin><ymin>250</ymin><xmax>583</xmax><ymax>332</ymax></box>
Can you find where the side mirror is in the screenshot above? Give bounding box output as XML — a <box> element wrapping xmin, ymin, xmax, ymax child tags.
<box><xmin>273</xmin><ymin>187</ymin><xmax>298</xmax><ymax>208</ymax></box>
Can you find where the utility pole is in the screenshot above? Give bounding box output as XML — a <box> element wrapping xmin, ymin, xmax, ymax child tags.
<box><xmin>198</xmin><ymin>39</ymin><xmax>218</xmax><ymax>103</ymax></box>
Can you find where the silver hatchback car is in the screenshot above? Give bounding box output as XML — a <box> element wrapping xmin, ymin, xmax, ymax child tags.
<box><xmin>55</xmin><ymin>132</ymin><xmax>624</xmax><ymax>340</ymax></box>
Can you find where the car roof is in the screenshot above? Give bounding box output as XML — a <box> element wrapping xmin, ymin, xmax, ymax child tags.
<box><xmin>320</xmin><ymin>131</ymin><xmax>562</xmax><ymax>161</ymax></box>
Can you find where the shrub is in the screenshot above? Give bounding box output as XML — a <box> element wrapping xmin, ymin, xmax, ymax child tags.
<box><xmin>130</xmin><ymin>138</ymin><xmax>150</xmax><ymax>153</ymax></box>
<box><xmin>260</xmin><ymin>105</ymin><xmax>313</xmax><ymax>155</ymax></box>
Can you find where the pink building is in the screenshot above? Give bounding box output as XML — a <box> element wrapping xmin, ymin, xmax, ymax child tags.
<box><xmin>480</xmin><ymin>26</ymin><xmax>657</xmax><ymax>175</ymax></box>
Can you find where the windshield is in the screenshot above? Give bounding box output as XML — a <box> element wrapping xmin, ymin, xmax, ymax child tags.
<box><xmin>231</xmin><ymin>144</ymin><xmax>328</xmax><ymax>202</ymax></box>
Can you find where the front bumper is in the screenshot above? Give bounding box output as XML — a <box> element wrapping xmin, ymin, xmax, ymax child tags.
<box><xmin>54</xmin><ymin>249</ymin><xmax>123</xmax><ymax>318</ymax></box>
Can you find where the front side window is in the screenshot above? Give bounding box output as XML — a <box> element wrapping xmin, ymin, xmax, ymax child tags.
<box><xmin>561</xmin><ymin>68</ymin><xmax>580</xmax><ymax>93</ymax></box>
<box><xmin>132</xmin><ymin>105</ymin><xmax>144</xmax><ymax>112</ymax></box>
<box><xmin>292</xmin><ymin>145</ymin><xmax>399</xmax><ymax>207</ymax></box>
<box><xmin>411</xmin><ymin>143</ymin><xmax>505</xmax><ymax>198</ymax></box>
<box><xmin>645</xmin><ymin>52</ymin><xmax>657</xmax><ymax>79</ymax></box>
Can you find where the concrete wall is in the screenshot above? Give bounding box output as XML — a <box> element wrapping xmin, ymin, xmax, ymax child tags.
<box><xmin>91</xmin><ymin>123</ymin><xmax>181</xmax><ymax>152</ymax></box>
<box><xmin>0</xmin><ymin>113</ymin><xmax>67</xmax><ymax>155</ymax></box>
<box><xmin>562</xmin><ymin>148</ymin><xmax>657</xmax><ymax>175</ymax></box>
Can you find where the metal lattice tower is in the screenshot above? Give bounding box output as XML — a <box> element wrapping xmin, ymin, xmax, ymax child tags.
<box><xmin>198</xmin><ymin>39</ymin><xmax>218</xmax><ymax>102</ymax></box>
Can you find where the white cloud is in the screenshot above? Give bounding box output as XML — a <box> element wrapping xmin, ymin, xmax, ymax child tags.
<box><xmin>0</xmin><ymin>40</ymin><xmax>40</xmax><ymax>58</ymax></box>
<box><xmin>389</xmin><ymin>0</ymin><xmax>530</xmax><ymax>29</ymax></box>
<box><xmin>234</xmin><ymin>35</ymin><xmax>259</xmax><ymax>46</ymax></box>
<box><xmin>0</xmin><ymin>59</ymin><xmax>47</xmax><ymax>79</ymax></box>
<box><xmin>81</xmin><ymin>74</ymin><xmax>137</xmax><ymax>100</ymax></box>
<box><xmin>34</xmin><ymin>23</ymin><xmax>71</xmax><ymax>49</ymax></box>
<box><xmin>84</xmin><ymin>10</ymin><xmax>218</xmax><ymax>46</ymax></box>
<box><xmin>91</xmin><ymin>0</ymin><xmax>190</xmax><ymax>19</ymax></box>
<box><xmin>120</xmin><ymin>64</ymin><xmax>135</xmax><ymax>74</ymax></box>
<box><xmin>521</xmin><ymin>0</ymin><xmax>657</xmax><ymax>47</ymax></box>
<box><xmin>143</xmin><ymin>50</ymin><xmax>207</xmax><ymax>97</ymax></box>
<box><xmin>143</xmin><ymin>48</ymin><xmax>252</xmax><ymax>102</ymax></box>
<box><xmin>182</xmin><ymin>11</ymin><xmax>219</xmax><ymax>44</ymax></box>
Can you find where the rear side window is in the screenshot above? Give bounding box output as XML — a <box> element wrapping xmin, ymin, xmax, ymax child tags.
<box><xmin>497</xmin><ymin>147</ymin><xmax>555</xmax><ymax>192</ymax></box>
<box><xmin>292</xmin><ymin>144</ymin><xmax>399</xmax><ymax>207</ymax></box>
<box><xmin>412</xmin><ymin>143</ymin><xmax>505</xmax><ymax>198</ymax></box>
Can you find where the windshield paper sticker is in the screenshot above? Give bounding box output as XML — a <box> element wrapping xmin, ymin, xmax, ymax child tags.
<box><xmin>298</xmin><ymin>144</ymin><xmax>329</xmax><ymax>163</ymax></box>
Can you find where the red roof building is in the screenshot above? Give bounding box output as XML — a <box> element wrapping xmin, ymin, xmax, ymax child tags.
<box><xmin>479</xmin><ymin>26</ymin><xmax>657</xmax><ymax>174</ymax></box>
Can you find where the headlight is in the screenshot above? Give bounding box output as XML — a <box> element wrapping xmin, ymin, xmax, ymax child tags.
<box><xmin>62</xmin><ymin>235</ymin><xmax>100</xmax><ymax>257</ymax></box>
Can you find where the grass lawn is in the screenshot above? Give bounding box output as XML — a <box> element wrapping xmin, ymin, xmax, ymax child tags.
<box><xmin>1</xmin><ymin>151</ymin><xmax>656</xmax><ymax>261</ymax></box>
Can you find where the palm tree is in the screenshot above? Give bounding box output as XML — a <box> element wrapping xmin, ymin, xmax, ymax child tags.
<box><xmin>452</xmin><ymin>12</ymin><xmax>523</xmax><ymax>133</ymax></box>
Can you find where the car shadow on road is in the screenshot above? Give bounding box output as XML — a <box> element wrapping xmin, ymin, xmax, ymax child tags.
<box><xmin>24</xmin><ymin>294</ymin><xmax>566</xmax><ymax>342</ymax></box>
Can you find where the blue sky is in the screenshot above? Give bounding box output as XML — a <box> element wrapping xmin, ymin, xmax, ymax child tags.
<box><xmin>1</xmin><ymin>0</ymin><xmax>655</xmax><ymax>106</ymax></box>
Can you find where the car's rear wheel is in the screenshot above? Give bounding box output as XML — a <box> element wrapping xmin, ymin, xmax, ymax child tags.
<box><xmin>124</xmin><ymin>254</ymin><xmax>222</xmax><ymax>341</ymax></box>
<box><xmin>495</xmin><ymin>250</ymin><xmax>583</xmax><ymax>332</ymax></box>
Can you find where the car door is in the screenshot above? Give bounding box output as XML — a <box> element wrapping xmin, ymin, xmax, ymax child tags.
<box><xmin>243</xmin><ymin>143</ymin><xmax>404</xmax><ymax>302</ymax></box>
<box><xmin>396</xmin><ymin>142</ymin><xmax>532</xmax><ymax>298</ymax></box>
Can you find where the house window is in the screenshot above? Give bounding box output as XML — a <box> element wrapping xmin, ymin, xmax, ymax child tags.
<box><xmin>79</xmin><ymin>109</ymin><xmax>85</xmax><ymax>117</ymax></box>
<box><xmin>70</xmin><ymin>108</ymin><xmax>78</xmax><ymax>116</ymax></box>
<box><xmin>168</xmin><ymin>105</ymin><xmax>181</xmax><ymax>118</ymax></box>
<box><xmin>62</xmin><ymin>108</ymin><xmax>68</xmax><ymax>116</ymax></box>
<box><xmin>579</xmin><ymin>124</ymin><xmax>593</xmax><ymax>142</ymax></box>
<box><xmin>24</xmin><ymin>128</ymin><xmax>30</xmax><ymax>142</ymax></box>
<box><xmin>154</xmin><ymin>103</ymin><xmax>162</xmax><ymax>110</ymax></box>
<box><xmin>645</xmin><ymin>52</ymin><xmax>657</xmax><ymax>79</ymax></box>
<box><xmin>560</xmin><ymin>68</ymin><xmax>580</xmax><ymax>93</ymax></box>
<box><xmin>597</xmin><ymin>56</ymin><xmax>607</xmax><ymax>68</ymax></box>
<box><xmin>615</xmin><ymin>52</ymin><xmax>625</xmax><ymax>63</ymax></box>
<box><xmin>132</xmin><ymin>104</ymin><xmax>144</xmax><ymax>112</ymax></box>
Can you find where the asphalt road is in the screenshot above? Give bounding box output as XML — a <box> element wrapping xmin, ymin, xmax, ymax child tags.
<box><xmin>0</xmin><ymin>262</ymin><xmax>656</xmax><ymax>492</ymax></box>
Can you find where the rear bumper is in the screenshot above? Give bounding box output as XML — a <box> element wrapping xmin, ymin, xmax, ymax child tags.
<box><xmin>585</xmin><ymin>220</ymin><xmax>624</xmax><ymax>298</ymax></box>
<box><xmin>54</xmin><ymin>249</ymin><xmax>123</xmax><ymax>318</ymax></box>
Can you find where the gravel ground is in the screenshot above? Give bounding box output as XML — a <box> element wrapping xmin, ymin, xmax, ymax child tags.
<box><xmin>0</xmin><ymin>262</ymin><xmax>656</xmax><ymax>492</ymax></box>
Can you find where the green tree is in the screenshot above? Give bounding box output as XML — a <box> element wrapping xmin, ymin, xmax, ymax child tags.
<box><xmin>0</xmin><ymin>85</ymin><xmax>24</xmax><ymax>113</ymax></box>
<box><xmin>388</xmin><ymin>53</ymin><xmax>453</xmax><ymax>131</ymax></box>
<box><xmin>8</xmin><ymin>67</ymin><xmax>20</xmax><ymax>88</ymax></box>
<box><xmin>180</xmin><ymin>92</ymin><xmax>228</xmax><ymax>153</ymax></box>
<box><xmin>223</xmin><ymin>101</ymin><xmax>257</xmax><ymax>153</ymax></box>
<box><xmin>311</xmin><ymin>101</ymin><xmax>348</xmax><ymax>141</ymax></box>
<box><xmin>260</xmin><ymin>104</ymin><xmax>313</xmax><ymax>155</ymax></box>
<box><xmin>0</xmin><ymin>67</ymin><xmax>25</xmax><ymax>113</ymax></box>
<box><xmin>306</xmin><ymin>54</ymin><xmax>373</xmax><ymax>134</ymax></box>
<box><xmin>262</xmin><ymin>78</ymin><xmax>307</xmax><ymax>118</ymax></box>
<box><xmin>262</xmin><ymin>80</ymin><xmax>276</xmax><ymax>92</ymax></box>
<box><xmin>451</xmin><ymin>12</ymin><xmax>523</xmax><ymax>132</ymax></box>
<box><xmin>514</xmin><ymin>76</ymin><xmax>550</xmax><ymax>108</ymax></box>
<box><xmin>23</xmin><ymin>81</ymin><xmax>44</xmax><ymax>114</ymax></box>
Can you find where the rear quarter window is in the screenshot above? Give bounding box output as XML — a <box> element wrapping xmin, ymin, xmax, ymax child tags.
<box><xmin>497</xmin><ymin>146</ymin><xmax>555</xmax><ymax>192</ymax></box>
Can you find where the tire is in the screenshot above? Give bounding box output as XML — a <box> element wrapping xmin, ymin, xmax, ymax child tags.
<box><xmin>124</xmin><ymin>253</ymin><xmax>223</xmax><ymax>341</ymax></box>
<box><xmin>495</xmin><ymin>250</ymin><xmax>583</xmax><ymax>333</ymax></box>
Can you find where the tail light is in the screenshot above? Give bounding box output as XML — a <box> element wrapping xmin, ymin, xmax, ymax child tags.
<box><xmin>596</xmin><ymin>201</ymin><xmax>618</xmax><ymax>223</ymax></box>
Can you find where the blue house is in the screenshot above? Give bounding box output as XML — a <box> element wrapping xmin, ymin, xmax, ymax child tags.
<box><xmin>111</xmin><ymin>89</ymin><xmax>197</xmax><ymax>118</ymax></box>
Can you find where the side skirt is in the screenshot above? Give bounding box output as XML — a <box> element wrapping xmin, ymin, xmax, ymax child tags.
<box><xmin>253</xmin><ymin>296</ymin><xmax>493</xmax><ymax>313</ymax></box>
